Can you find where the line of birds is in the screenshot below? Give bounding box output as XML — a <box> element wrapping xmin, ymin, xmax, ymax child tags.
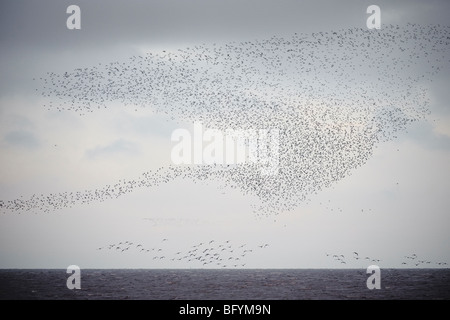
<box><xmin>319</xmin><ymin>200</ymin><xmax>375</xmax><ymax>214</ymax></box>
<box><xmin>96</xmin><ymin>238</ymin><xmax>270</xmax><ymax>268</ymax></box>
<box><xmin>326</xmin><ymin>251</ymin><xmax>382</xmax><ymax>265</ymax></box>
<box><xmin>326</xmin><ymin>251</ymin><xmax>448</xmax><ymax>267</ymax></box>
<box><xmin>1</xmin><ymin>23</ymin><xmax>449</xmax><ymax>217</ymax></box>
<box><xmin>401</xmin><ymin>254</ymin><xmax>448</xmax><ymax>267</ymax></box>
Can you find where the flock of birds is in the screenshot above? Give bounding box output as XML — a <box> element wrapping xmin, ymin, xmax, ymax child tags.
<box><xmin>326</xmin><ymin>251</ymin><xmax>448</xmax><ymax>268</ymax></box>
<box><xmin>1</xmin><ymin>23</ymin><xmax>449</xmax><ymax>219</ymax></box>
<box><xmin>96</xmin><ymin>238</ymin><xmax>270</xmax><ymax>268</ymax></box>
<box><xmin>401</xmin><ymin>254</ymin><xmax>448</xmax><ymax>268</ymax></box>
<box><xmin>96</xmin><ymin>242</ymin><xmax>449</xmax><ymax>268</ymax></box>
<box><xmin>327</xmin><ymin>251</ymin><xmax>383</xmax><ymax>266</ymax></box>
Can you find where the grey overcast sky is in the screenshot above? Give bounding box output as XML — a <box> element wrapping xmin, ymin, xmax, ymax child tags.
<box><xmin>0</xmin><ymin>0</ymin><xmax>449</xmax><ymax>269</ymax></box>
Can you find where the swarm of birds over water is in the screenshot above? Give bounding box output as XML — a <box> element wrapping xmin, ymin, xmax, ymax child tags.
<box><xmin>326</xmin><ymin>251</ymin><xmax>448</xmax><ymax>268</ymax></box>
<box><xmin>96</xmin><ymin>238</ymin><xmax>269</xmax><ymax>268</ymax></box>
<box><xmin>326</xmin><ymin>251</ymin><xmax>382</xmax><ymax>266</ymax></box>
<box><xmin>1</xmin><ymin>23</ymin><xmax>449</xmax><ymax>216</ymax></box>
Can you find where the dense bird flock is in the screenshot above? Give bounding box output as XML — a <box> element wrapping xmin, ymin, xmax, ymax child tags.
<box><xmin>1</xmin><ymin>23</ymin><xmax>449</xmax><ymax>217</ymax></box>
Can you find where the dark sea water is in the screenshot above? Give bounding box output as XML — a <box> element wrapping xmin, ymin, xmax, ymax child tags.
<box><xmin>0</xmin><ymin>269</ymin><xmax>449</xmax><ymax>300</ymax></box>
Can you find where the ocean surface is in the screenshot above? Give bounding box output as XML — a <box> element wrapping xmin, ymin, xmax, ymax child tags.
<box><xmin>0</xmin><ymin>269</ymin><xmax>449</xmax><ymax>300</ymax></box>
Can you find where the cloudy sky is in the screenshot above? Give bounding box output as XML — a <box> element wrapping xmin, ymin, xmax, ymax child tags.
<box><xmin>1</xmin><ymin>0</ymin><xmax>449</xmax><ymax>269</ymax></box>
